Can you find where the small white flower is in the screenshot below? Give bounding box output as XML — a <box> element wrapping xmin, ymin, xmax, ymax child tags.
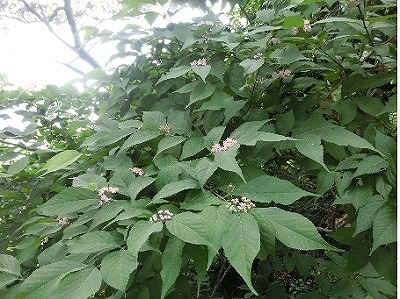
<box><xmin>211</xmin><ymin>143</ymin><xmax>224</xmax><ymax>153</ymax></box>
<box><xmin>130</xmin><ymin>167</ymin><xmax>145</xmax><ymax>176</ymax></box>
<box><xmin>303</xmin><ymin>19</ymin><xmax>312</xmax><ymax>32</ymax></box>
<box><xmin>149</xmin><ymin>210</ymin><xmax>174</xmax><ymax>223</ymax></box>
<box><xmin>198</xmin><ymin>20</ymin><xmax>214</xmax><ymax>26</ymax></box>
<box><xmin>57</xmin><ymin>217</ymin><xmax>69</xmax><ymax>227</ymax></box>
<box><xmin>98</xmin><ymin>186</ymin><xmax>119</xmax><ymax>206</ymax></box>
<box><xmin>40</xmin><ymin>236</ymin><xmax>49</xmax><ymax>246</ymax></box>
<box><xmin>222</xmin><ymin>137</ymin><xmax>237</xmax><ymax>148</ymax></box>
<box><xmin>226</xmin><ymin>197</ymin><xmax>255</xmax><ymax>213</ymax></box>
<box><xmin>269</xmin><ymin>37</ymin><xmax>280</xmax><ymax>45</ymax></box>
<box><xmin>190</xmin><ymin>58</ymin><xmax>207</xmax><ymax>66</ymax></box>
<box><xmin>159</xmin><ymin>124</ymin><xmax>172</xmax><ymax>136</ymax></box>
<box><xmin>291</xmin><ymin>27</ymin><xmax>299</xmax><ymax>35</ymax></box>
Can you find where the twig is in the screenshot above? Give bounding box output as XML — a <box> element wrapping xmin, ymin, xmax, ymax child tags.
<box><xmin>210</xmin><ymin>261</ymin><xmax>232</xmax><ymax>298</ymax></box>
<box><xmin>54</xmin><ymin>60</ymin><xmax>86</xmax><ymax>75</ymax></box>
<box><xmin>238</xmin><ymin>3</ymin><xmax>254</xmax><ymax>26</ymax></box>
<box><xmin>18</xmin><ymin>0</ymin><xmax>100</xmax><ymax>70</ymax></box>
<box><xmin>357</xmin><ymin>5</ymin><xmax>374</xmax><ymax>46</ymax></box>
<box><xmin>63</xmin><ymin>0</ymin><xmax>101</xmax><ymax>68</ymax></box>
<box><xmin>316</xmin><ymin>226</ymin><xmax>333</xmax><ymax>233</ymax></box>
<box><xmin>324</xmin><ymin>74</ymin><xmax>348</xmax><ymax>99</ymax></box>
<box><xmin>0</xmin><ymin>139</ymin><xmax>40</xmax><ymax>151</ymax></box>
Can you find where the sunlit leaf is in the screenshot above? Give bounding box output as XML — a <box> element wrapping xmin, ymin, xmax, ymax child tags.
<box><xmin>41</xmin><ymin>150</ymin><xmax>81</xmax><ymax>174</ymax></box>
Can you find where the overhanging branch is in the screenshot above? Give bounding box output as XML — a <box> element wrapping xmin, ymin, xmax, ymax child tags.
<box><xmin>18</xmin><ymin>0</ymin><xmax>101</xmax><ymax>71</ymax></box>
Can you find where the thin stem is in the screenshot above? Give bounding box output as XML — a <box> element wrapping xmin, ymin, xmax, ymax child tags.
<box><xmin>324</xmin><ymin>74</ymin><xmax>348</xmax><ymax>99</ymax></box>
<box><xmin>357</xmin><ymin>5</ymin><xmax>374</xmax><ymax>46</ymax></box>
<box><xmin>204</xmin><ymin>185</ymin><xmax>227</xmax><ymax>202</ymax></box>
<box><xmin>210</xmin><ymin>259</ymin><xmax>232</xmax><ymax>298</ymax></box>
<box><xmin>245</xmin><ymin>70</ymin><xmax>259</xmax><ymax>114</ymax></box>
<box><xmin>0</xmin><ymin>139</ymin><xmax>40</xmax><ymax>152</ymax></box>
<box><xmin>18</xmin><ymin>0</ymin><xmax>100</xmax><ymax>69</ymax></box>
<box><xmin>304</xmin><ymin>32</ymin><xmax>345</xmax><ymax>71</ymax></box>
<box><xmin>238</xmin><ymin>3</ymin><xmax>254</xmax><ymax>26</ymax></box>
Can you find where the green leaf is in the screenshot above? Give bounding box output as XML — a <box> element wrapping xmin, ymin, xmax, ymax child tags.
<box><xmin>192</xmin><ymin>65</ymin><xmax>211</xmax><ymax>82</ymax></box>
<box><xmin>37</xmin><ymin>187</ymin><xmax>98</xmax><ymax>216</ymax></box>
<box><xmin>180</xmin><ymin>190</ymin><xmax>222</xmax><ymax>211</ymax></box>
<box><xmin>72</xmin><ymin>173</ymin><xmax>107</xmax><ymax>190</ymax></box>
<box><xmin>142</xmin><ymin>111</ymin><xmax>166</xmax><ymax>131</ymax></box>
<box><xmin>355</xmin><ymin>97</ymin><xmax>385</xmax><ymax>117</ymax></box>
<box><xmin>252</xmin><ymin>211</ymin><xmax>276</xmax><ymax>256</ymax></box>
<box><xmin>357</xmin><ymin>277</ymin><xmax>396</xmax><ymax>298</ymax></box>
<box><xmin>253</xmin><ymin>208</ymin><xmax>338</xmax><ymax>251</ymax></box>
<box><xmin>214</xmin><ymin>145</ymin><xmax>245</xmax><ymax>181</ymax></box>
<box><xmin>100</xmin><ymin>251</ymin><xmax>138</xmax><ymax>291</ymax></box>
<box><xmin>235</xmin><ymin>175</ymin><xmax>316</xmax><ymax>205</ymax></box>
<box><xmin>51</xmin><ymin>267</ymin><xmax>102</xmax><ymax>299</ymax></box>
<box><xmin>270</xmin><ymin>47</ymin><xmax>307</xmax><ymax>65</ymax></box>
<box><xmin>282</xmin><ymin>16</ymin><xmax>304</xmax><ymax>28</ymax></box>
<box><xmin>231</xmin><ymin>121</ymin><xmax>266</xmax><ymax>141</ymax></box>
<box><xmin>7</xmin><ymin>156</ymin><xmax>29</xmax><ymax>175</ymax></box>
<box><xmin>318</xmin><ymin>127</ymin><xmax>380</xmax><ymax>154</ymax></box>
<box><xmin>354</xmin><ymin>195</ymin><xmax>385</xmax><ymax>235</ymax></box>
<box><xmin>166</xmin><ymin>212</ymin><xmax>218</xmax><ymax>252</ymax></box>
<box><xmin>204</xmin><ymin>126</ymin><xmax>225</xmax><ymax>148</ymax></box>
<box><xmin>37</xmin><ymin>242</ymin><xmax>68</xmax><ymax>267</ymax></box>
<box><xmin>181</xmin><ymin>137</ymin><xmax>205</xmax><ymax>160</ymax></box>
<box><xmin>109</xmin><ymin>169</ymin><xmax>135</xmax><ymax>197</ymax></box>
<box><xmin>41</xmin><ymin>150</ymin><xmax>81</xmax><ymax>175</ymax></box>
<box><xmin>0</xmin><ymin>254</ymin><xmax>21</xmax><ymax>289</ymax></box>
<box><xmin>156</xmin><ymin>136</ymin><xmax>186</xmax><ymax>156</ymax></box>
<box><xmin>199</xmin><ymin>205</ymin><xmax>229</xmax><ymax>250</ymax></box>
<box><xmin>240</xmin><ymin>59</ymin><xmax>264</xmax><ymax>75</ymax></box>
<box><xmin>377</xmin><ymin>96</ymin><xmax>396</xmax><ymax>115</ymax></box>
<box><xmin>157</xmin><ymin>65</ymin><xmax>191</xmax><ymax>84</ymax></box>
<box><xmin>372</xmin><ymin>204</ymin><xmax>396</xmax><ymax>253</ymax></box>
<box><xmin>222</xmin><ymin>213</ymin><xmax>260</xmax><ymax>295</ymax></box>
<box><xmin>152</xmin><ymin>179</ymin><xmax>199</xmax><ymax>203</ymax></box>
<box><xmin>228</xmin><ymin>63</ymin><xmax>247</xmax><ymax>97</ymax></box>
<box><xmin>67</xmin><ymin>231</ymin><xmax>120</xmax><ymax>254</ymax></box>
<box><xmin>120</xmin><ymin>131</ymin><xmax>161</xmax><ymax>152</ymax></box>
<box><xmin>352</xmin><ymin>155</ymin><xmax>388</xmax><ymax>178</ymax></box>
<box><xmin>128</xmin><ymin>176</ymin><xmax>155</xmax><ymax>200</ymax></box>
<box><xmin>16</xmin><ymin>260</ymin><xmax>86</xmax><ymax>299</ymax></box>
<box><xmin>90</xmin><ymin>201</ymin><xmax>127</xmax><ymax>230</ymax></box>
<box><xmin>195</xmin><ymin>157</ymin><xmax>218</xmax><ymax>186</ymax></box>
<box><xmin>187</xmin><ymin>82</ymin><xmax>216</xmax><ymax>107</ymax></box>
<box><xmin>127</xmin><ymin>221</ymin><xmax>163</xmax><ymax>257</ymax></box>
<box><xmin>231</xmin><ymin>121</ymin><xmax>293</xmax><ymax>146</ymax></box>
<box><xmin>175</xmin><ymin>81</ymin><xmax>198</xmax><ymax>93</ymax></box>
<box><xmin>95</xmin><ymin>128</ymin><xmax>134</xmax><ymax>147</ymax></box>
<box><xmin>342</xmin><ymin>72</ymin><xmax>395</xmax><ymax>96</ymax></box>
<box><xmin>160</xmin><ymin>237</ymin><xmax>184</xmax><ymax>299</ymax></box>
<box><xmin>296</xmin><ymin>134</ymin><xmax>329</xmax><ymax>171</ymax></box>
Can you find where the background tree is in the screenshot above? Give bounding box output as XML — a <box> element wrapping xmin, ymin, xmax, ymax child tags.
<box><xmin>0</xmin><ymin>0</ymin><xmax>120</xmax><ymax>74</ymax></box>
<box><xmin>0</xmin><ymin>0</ymin><xmax>396</xmax><ymax>298</ymax></box>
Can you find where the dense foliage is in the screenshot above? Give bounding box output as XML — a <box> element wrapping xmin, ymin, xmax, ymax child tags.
<box><xmin>0</xmin><ymin>0</ymin><xmax>396</xmax><ymax>298</ymax></box>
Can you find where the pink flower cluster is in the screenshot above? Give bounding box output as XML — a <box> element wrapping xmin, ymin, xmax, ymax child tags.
<box><xmin>272</xmin><ymin>69</ymin><xmax>292</xmax><ymax>79</ymax></box>
<box><xmin>190</xmin><ymin>58</ymin><xmax>207</xmax><ymax>66</ymax></box>
<box><xmin>303</xmin><ymin>19</ymin><xmax>312</xmax><ymax>32</ymax></box>
<box><xmin>130</xmin><ymin>167</ymin><xmax>145</xmax><ymax>176</ymax></box>
<box><xmin>211</xmin><ymin>137</ymin><xmax>238</xmax><ymax>153</ymax></box>
<box><xmin>58</xmin><ymin>217</ymin><xmax>69</xmax><ymax>227</ymax></box>
<box><xmin>159</xmin><ymin>123</ymin><xmax>172</xmax><ymax>136</ymax></box>
<box><xmin>98</xmin><ymin>186</ymin><xmax>118</xmax><ymax>206</ymax></box>
<box><xmin>198</xmin><ymin>20</ymin><xmax>214</xmax><ymax>26</ymax></box>
<box><xmin>269</xmin><ymin>37</ymin><xmax>280</xmax><ymax>45</ymax></box>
